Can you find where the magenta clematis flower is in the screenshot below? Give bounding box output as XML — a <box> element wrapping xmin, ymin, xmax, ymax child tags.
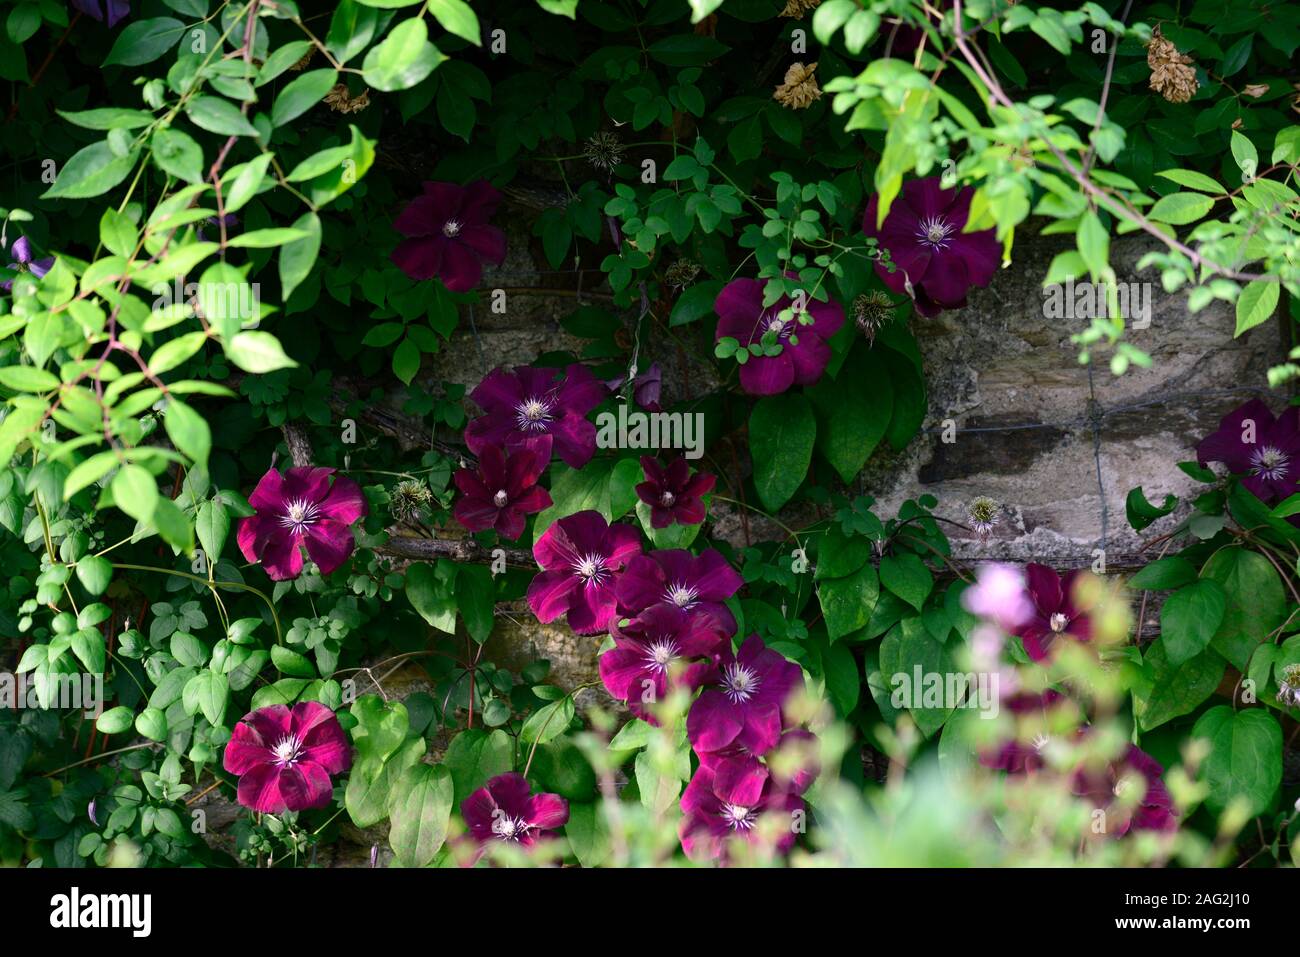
<box><xmin>1195</xmin><ymin>398</ymin><xmax>1300</xmax><ymax>504</ymax></box>
<box><xmin>71</xmin><ymin>0</ymin><xmax>130</xmax><ymax>26</ymax></box>
<box><xmin>963</xmin><ymin>562</ymin><xmax>1034</xmax><ymax>633</ymax></box>
<box><xmin>863</xmin><ymin>177</ymin><xmax>1000</xmax><ymax>317</ymax></box>
<box><xmin>1012</xmin><ymin>564</ymin><xmax>1093</xmax><ymax>662</ymax></box>
<box><xmin>977</xmin><ymin>688</ymin><xmax>1067</xmax><ymax>774</ymax></box>
<box><xmin>465</xmin><ymin>364</ymin><xmax>607</xmax><ymax>470</ymax></box>
<box><xmin>687</xmin><ymin>634</ymin><xmax>802</xmax><ymax>756</ymax></box>
<box><xmin>636</xmin><ymin>456</ymin><xmax>715</xmax><ymax>528</ymax></box>
<box><xmin>599</xmin><ymin>605</ymin><xmax>727</xmax><ymax>722</ymax></box>
<box><xmin>3</xmin><ymin>237</ymin><xmax>54</xmax><ymax>292</ymax></box>
<box><xmin>453</xmin><ymin>440</ymin><xmax>552</xmax><ymax>541</ymax></box>
<box><xmin>616</xmin><ymin>548</ymin><xmax>743</xmax><ymax>630</ymax></box>
<box><xmin>391</xmin><ymin>180</ymin><xmax>506</xmax><ymax>292</ymax></box>
<box><xmin>1072</xmin><ymin>742</ymin><xmax>1177</xmax><ymax>835</ymax></box>
<box><xmin>461</xmin><ymin>772</ymin><xmax>569</xmax><ymax>854</ymax></box>
<box><xmin>527</xmin><ymin>510</ymin><xmax>642</xmax><ymax>635</ymax></box>
<box><xmin>679</xmin><ymin>755</ymin><xmax>805</xmax><ymax>862</ymax></box>
<box><xmin>605</xmin><ymin>363</ymin><xmax>662</xmax><ymax>412</ymax></box>
<box><xmin>713</xmin><ymin>278</ymin><xmax>844</xmax><ymax>396</ymax></box>
<box><xmin>223</xmin><ymin>702</ymin><xmax>351</xmax><ymax>814</ymax></box>
<box><xmin>237</xmin><ymin>467</ymin><xmax>368</xmax><ymax>581</ymax></box>
<box><xmin>699</xmin><ymin>728</ymin><xmax>820</xmax><ymax>795</ymax></box>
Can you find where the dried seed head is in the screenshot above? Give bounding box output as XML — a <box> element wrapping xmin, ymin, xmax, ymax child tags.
<box><xmin>583</xmin><ymin>131</ymin><xmax>626</xmax><ymax>172</ymax></box>
<box><xmin>774</xmin><ymin>62</ymin><xmax>822</xmax><ymax>110</ymax></box>
<box><xmin>1278</xmin><ymin>664</ymin><xmax>1300</xmax><ymax>708</ymax></box>
<box><xmin>665</xmin><ymin>258</ymin><xmax>701</xmax><ymax>290</ymax></box>
<box><xmin>324</xmin><ymin>83</ymin><xmax>371</xmax><ymax>114</ymax></box>
<box><xmin>1147</xmin><ymin>27</ymin><xmax>1199</xmax><ymax>104</ymax></box>
<box><xmin>966</xmin><ymin>496</ymin><xmax>1001</xmax><ymax>536</ymax></box>
<box><xmin>390</xmin><ymin>478</ymin><xmax>434</xmax><ymax>523</ymax></box>
<box><xmin>852</xmin><ymin>290</ymin><xmax>895</xmax><ymax>342</ymax></box>
<box><xmin>779</xmin><ymin>0</ymin><xmax>821</xmax><ymax>17</ymax></box>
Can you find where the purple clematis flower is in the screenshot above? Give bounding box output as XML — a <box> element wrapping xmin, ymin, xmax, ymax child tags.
<box><xmin>599</xmin><ymin>604</ymin><xmax>727</xmax><ymax>722</ymax></box>
<box><xmin>1072</xmin><ymin>741</ymin><xmax>1177</xmax><ymax>835</ymax></box>
<box><xmin>714</xmin><ymin>278</ymin><xmax>844</xmax><ymax>396</ymax></box>
<box><xmin>461</xmin><ymin>772</ymin><xmax>569</xmax><ymax>856</ymax></box>
<box><xmin>636</xmin><ymin>455</ymin><xmax>715</xmax><ymax>528</ymax></box>
<box><xmin>71</xmin><ymin>0</ymin><xmax>130</xmax><ymax>26</ymax></box>
<box><xmin>223</xmin><ymin>702</ymin><xmax>351</xmax><ymax>814</ymax></box>
<box><xmin>863</xmin><ymin>177</ymin><xmax>1000</xmax><ymax>317</ymax></box>
<box><xmin>679</xmin><ymin>755</ymin><xmax>805</xmax><ymax>862</ymax></box>
<box><xmin>237</xmin><ymin>466</ymin><xmax>368</xmax><ymax>581</ymax></box>
<box><xmin>528</xmin><ymin>510</ymin><xmax>642</xmax><ymax>635</ymax></box>
<box><xmin>465</xmin><ymin>363</ymin><xmax>607</xmax><ymax>469</ymax></box>
<box><xmin>391</xmin><ymin>180</ymin><xmax>506</xmax><ymax>292</ymax></box>
<box><xmin>616</xmin><ymin>547</ymin><xmax>743</xmax><ymax>630</ymax></box>
<box><xmin>605</xmin><ymin>363</ymin><xmax>663</xmax><ymax>412</ymax></box>
<box><xmin>1012</xmin><ymin>563</ymin><xmax>1093</xmax><ymax>662</ymax></box>
<box><xmin>3</xmin><ymin>237</ymin><xmax>54</xmax><ymax>292</ymax></box>
<box><xmin>687</xmin><ymin>634</ymin><xmax>802</xmax><ymax>756</ymax></box>
<box><xmin>699</xmin><ymin>727</ymin><xmax>820</xmax><ymax>795</ymax></box>
<box><xmin>977</xmin><ymin>688</ymin><xmax>1068</xmax><ymax>774</ymax></box>
<box><xmin>1195</xmin><ymin>398</ymin><xmax>1300</xmax><ymax>504</ymax></box>
<box><xmin>453</xmin><ymin>440</ymin><xmax>552</xmax><ymax>541</ymax></box>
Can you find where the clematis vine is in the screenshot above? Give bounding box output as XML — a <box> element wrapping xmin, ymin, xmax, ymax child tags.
<box><xmin>461</xmin><ymin>772</ymin><xmax>569</xmax><ymax>858</ymax></box>
<box><xmin>599</xmin><ymin>604</ymin><xmax>727</xmax><ymax>722</ymax></box>
<box><xmin>713</xmin><ymin>277</ymin><xmax>844</xmax><ymax>396</ymax></box>
<box><xmin>616</xmin><ymin>548</ymin><xmax>743</xmax><ymax>631</ymax></box>
<box><xmin>453</xmin><ymin>440</ymin><xmax>552</xmax><ymax>540</ymax></box>
<box><xmin>223</xmin><ymin>702</ymin><xmax>351</xmax><ymax>814</ymax></box>
<box><xmin>1012</xmin><ymin>564</ymin><xmax>1093</xmax><ymax>662</ymax></box>
<box><xmin>863</xmin><ymin>177</ymin><xmax>1000</xmax><ymax>317</ymax></box>
<box><xmin>636</xmin><ymin>455</ymin><xmax>715</xmax><ymax>528</ymax></box>
<box><xmin>678</xmin><ymin>754</ymin><xmax>806</xmax><ymax>862</ymax></box>
<box><xmin>237</xmin><ymin>466</ymin><xmax>368</xmax><ymax>581</ymax></box>
<box><xmin>391</xmin><ymin>180</ymin><xmax>506</xmax><ymax>292</ymax></box>
<box><xmin>687</xmin><ymin>634</ymin><xmax>802</xmax><ymax>756</ymax></box>
<box><xmin>465</xmin><ymin>363</ymin><xmax>607</xmax><ymax>469</ymax></box>
<box><xmin>2</xmin><ymin>236</ymin><xmax>54</xmax><ymax>292</ymax></box>
<box><xmin>1195</xmin><ymin>398</ymin><xmax>1300</xmax><ymax>504</ymax></box>
<box><xmin>527</xmin><ymin>510</ymin><xmax>642</xmax><ymax>634</ymax></box>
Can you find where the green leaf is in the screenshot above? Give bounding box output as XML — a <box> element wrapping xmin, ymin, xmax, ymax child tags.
<box><xmin>164</xmin><ymin>397</ymin><xmax>211</xmax><ymax>466</ymax></box>
<box><xmin>272</xmin><ymin>69</ymin><xmax>338</xmax><ymax>127</ymax></box>
<box><xmin>135</xmin><ymin>707</ymin><xmax>168</xmax><ymax>742</ymax></box>
<box><xmin>668</xmin><ymin>280</ymin><xmax>723</xmax><ymax>326</ymax></box>
<box><xmin>807</xmin><ymin>343</ymin><xmax>892</xmax><ymax>483</ymax></box>
<box><xmin>388</xmin><ymin>763</ymin><xmax>454</xmax><ymax>867</ymax></box>
<box><xmin>1156</xmin><ymin>169</ymin><xmax>1224</xmax><ymax>194</ymax></box>
<box><xmin>456</xmin><ymin>564</ymin><xmax>495</xmax><ymax>643</ymax></box>
<box><xmin>112</xmin><ymin>464</ymin><xmax>158</xmax><ymax>522</ymax></box>
<box><xmin>817</xmin><ymin>563</ymin><xmax>879</xmax><ymax>641</ymax></box>
<box><xmin>1160</xmin><ymin>579</ymin><xmax>1226</xmax><ymax>665</ymax></box>
<box><xmin>749</xmin><ymin>393</ymin><xmax>815</xmax><ymax>513</ymax></box>
<box><xmin>75</xmin><ymin>554</ymin><xmax>114</xmax><ymax>595</ymax></box>
<box><xmin>520</xmin><ymin>696</ymin><xmax>574</xmax><ymax>745</ymax></box>
<box><xmin>1076</xmin><ymin>210</ymin><xmax>1108</xmax><ymax>279</ymax></box>
<box><xmin>271</xmin><ymin>645</ymin><xmax>315</xmax><ymax>678</ymax></box>
<box><xmin>1193</xmin><ymin>706</ymin><xmax>1281</xmax><ymax>817</ymax></box>
<box><xmin>362</xmin><ymin>18</ymin><xmax>445</xmax><ymax>92</ymax></box>
<box><xmin>565</xmin><ymin>802</ymin><xmax>611</xmax><ymax>867</ymax></box>
<box><xmin>222</xmin><ymin>154</ymin><xmax>272</xmax><ymax>215</ymax></box>
<box><xmin>1127</xmin><ymin>556</ymin><xmax>1197</xmax><ymax>591</ymax></box>
<box><xmin>225</xmin><ymin>331</ymin><xmax>297</xmax><ymax>373</ymax></box>
<box><xmin>1201</xmin><ymin>546</ymin><xmax>1284</xmax><ymax>670</ymax></box>
<box><xmin>96</xmin><ymin>706</ymin><xmax>134</xmax><ymax>735</ymax></box>
<box><xmin>427</xmin><ymin>0</ymin><xmax>481</xmax><ymax>45</ymax></box>
<box><xmin>170</xmin><ymin>631</ymin><xmax>207</xmax><ymax>667</ymax></box>
<box><xmin>1230</xmin><ymin>130</ymin><xmax>1258</xmax><ymax>182</ymax></box>
<box><xmin>1125</xmin><ymin>486</ymin><xmax>1177</xmax><ymax>531</ymax></box>
<box><xmin>99</xmin><ymin>208</ymin><xmax>139</xmax><ymax>257</ymax></box>
<box><xmin>280</xmin><ymin>211</ymin><xmax>322</xmax><ymax>300</ymax></box>
<box><xmin>392</xmin><ymin>337</ymin><xmax>421</xmax><ymax>384</ymax></box>
<box><xmin>185</xmin><ymin>96</ymin><xmax>258</xmax><ymax>138</ymax></box>
<box><xmin>196</xmin><ymin>499</ymin><xmax>230</xmax><ymax>559</ymax></box>
<box><xmin>104</xmin><ymin>17</ymin><xmax>185</xmax><ymax>67</ymax></box>
<box><xmin>0</xmin><ymin>366</ymin><xmax>58</xmax><ymax>391</ymax></box>
<box><xmin>58</xmin><ymin>107</ymin><xmax>155</xmax><ymax>131</ymax></box>
<box><xmin>879</xmin><ymin>553</ymin><xmax>933</xmax><ymax>612</ymax></box>
<box><xmin>151</xmin><ymin>128</ymin><xmax>204</xmax><ymax>184</ymax></box>
<box><xmin>182</xmin><ymin>670</ymin><xmax>228</xmax><ymax>725</ymax></box>
<box><xmin>406</xmin><ymin>561</ymin><xmax>457</xmax><ymax>633</ymax></box>
<box><xmin>1147</xmin><ymin>192</ymin><xmax>1214</xmax><ymax>225</ymax></box>
<box><xmin>42</xmin><ymin>141</ymin><xmax>139</xmax><ymax>200</ymax></box>
<box><xmin>1234</xmin><ymin>280</ymin><xmax>1280</xmax><ymax>337</ymax></box>
<box><xmin>1133</xmin><ymin>640</ymin><xmax>1224</xmax><ymax>731</ymax></box>
<box><xmin>879</xmin><ymin>616</ymin><xmax>955</xmax><ymax>737</ymax></box>
<box><xmin>444</xmin><ymin>728</ymin><xmax>514</xmax><ymax>804</ymax></box>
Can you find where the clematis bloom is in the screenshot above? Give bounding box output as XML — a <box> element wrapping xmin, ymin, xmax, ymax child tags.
<box><xmin>461</xmin><ymin>772</ymin><xmax>569</xmax><ymax>854</ymax></box>
<box><xmin>687</xmin><ymin>634</ymin><xmax>802</xmax><ymax>756</ymax></box>
<box><xmin>527</xmin><ymin>510</ymin><xmax>641</xmax><ymax>635</ymax></box>
<box><xmin>636</xmin><ymin>456</ymin><xmax>715</xmax><ymax>528</ymax></box>
<box><xmin>1195</xmin><ymin>398</ymin><xmax>1300</xmax><ymax>504</ymax></box>
<box><xmin>679</xmin><ymin>755</ymin><xmax>805</xmax><ymax>862</ymax></box>
<box><xmin>1073</xmin><ymin>742</ymin><xmax>1177</xmax><ymax>835</ymax></box>
<box><xmin>453</xmin><ymin>440</ymin><xmax>552</xmax><ymax>541</ymax></box>
<box><xmin>71</xmin><ymin>0</ymin><xmax>130</xmax><ymax>26</ymax></box>
<box><xmin>391</xmin><ymin>180</ymin><xmax>506</xmax><ymax>292</ymax></box>
<box><xmin>2</xmin><ymin>237</ymin><xmax>54</xmax><ymax>292</ymax></box>
<box><xmin>713</xmin><ymin>278</ymin><xmax>844</xmax><ymax>396</ymax></box>
<box><xmin>863</xmin><ymin>177</ymin><xmax>1000</xmax><ymax>316</ymax></box>
<box><xmin>1012</xmin><ymin>564</ymin><xmax>1093</xmax><ymax>662</ymax></box>
<box><xmin>616</xmin><ymin>547</ymin><xmax>743</xmax><ymax>630</ymax></box>
<box><xmin>465</xmin><ymin>364</ymin><xmax>607</xmax><ymax>469</ymax></box>
<box><xmin>237</xmin><ymin>466</ymin><xmax>368</xmax><ymax>581</ymax></box>
<box><xmin>223</xmin><ymin>702</ymin><xmax>351</xmax><ymax>814</ymax></box>
<box><xmin>599</xmin><ymin>604</ymin><xmax>727</xmax><ymax>722</ymax></box>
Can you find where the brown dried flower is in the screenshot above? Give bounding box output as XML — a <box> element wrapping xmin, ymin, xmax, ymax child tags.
<box><xmin>324</xmin><ymin>83</ymin><xmax>370</xmax><ymax>114</ymax></box>
<box><xmin>1146</xmin><ymin>26</ymin><xmax>1198</xmax><ymax>104</ymax></box>
<box><xmin>290</xmin><ymin>47</ymin><xmax>315</xmax><ymax>72</ymax></box>
<box><xmin>779</xmin><ymin>0</ymin><xmax>821</xmax><ymax>17</ymax></box>
<box><xmin>774</xmin><ymin>61</ymin><xmax>821</xmax><ymax>110</ymax></box>
<box><xmin>1241</xmin><ymin>83</ymin><xmax>1269</xmax><ymax>99</ymax></box>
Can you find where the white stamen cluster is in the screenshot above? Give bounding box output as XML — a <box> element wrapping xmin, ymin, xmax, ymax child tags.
<box><xmin>278</xmin><ymin>498</ymin><xmax>321</xmax><ymax>535</ymax></box>
<box><xmin>665</xmin><ymin>582</ymin><xmax>700</xmax><ymax>609</ymax></box>
<box><xmin>491</xmin><ymin>814</ymin><xmax>530</xmax><ymax>841</ymax></box>
<box><xmin>722</xmin><ymin>662</ymin><xmax>761</xmax><ymax>703</ymax></box>
<box><xmin>1249</xmin><ymin>445</ymin><xmax>1290</xmax><ymax>482</ymax></box>
<box><xmin>916</xmin><ymin>215</ymin><xmax>955</xmax><ymax>250</ymax></box>
<box><xmin>642</xmin><ymin>638</ymin><xmax>680</xmax><ymax>674</ymax></box>
<box><xmin>442</xmin><ymin>218</ymin><xmax>462</xmax><ymax>238</ymax></box>
<box><xmin>271</xmin><ymin>734</ymin><xmax>304</xmax><ymax>767</ymax></box>
<box><xmin>720</xmin><ymin>803</ymin><xmax>756</xmax><ymax>830</ymax></box>
<box><xmin>572</xmin><ymin>552</ymin><xmax>608</xmax><ymax>586</ymax></box>
<box><xmin>514</xmin><ymin>396</ymin><xmax>554</xmax><ymax>432</ymax></box>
